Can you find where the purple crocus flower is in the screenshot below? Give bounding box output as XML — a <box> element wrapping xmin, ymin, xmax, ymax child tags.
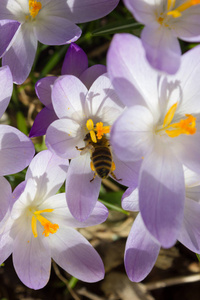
<box><xmin>45</xmin><ymin>73</ymin><xmax>141</xmax><ymax>221</ymax></box>
<box><xmin>0</xmin><ymin>150</ymin><xmax>108</xmax><ymax>289</ymax></box>
<box><xmin>123</xmin><ymin>0</ymin><xmax>200</xmax><ymax>74</ymax></box>
<box><xmin>123</xmin><ymin>168</ymin><xmax>200</xmax><ymax>282</ymax></box>
<box><xmin>107</xmin><ymin>34</ymin><xmax>200</xmax><ymax>248</ymax></box>
<box><xmin>0</xmin><ymin>65</ymin><xmax>35</xmax><ymax>176</ymax></box>
<box><xmin>29</xmin><ymin>43</ymin><xmax>106</xmax><ymax>138</ymax></box>
<box><xmin>0</xmin><ymin>0</ymin><xmax>119</xmax><ymax>84</ymax></box>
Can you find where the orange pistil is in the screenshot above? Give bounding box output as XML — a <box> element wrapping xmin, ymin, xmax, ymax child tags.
<box><xmin>86</xmin><ymin>119</ymin><xmax>110</xmax><ymax>143</ymax></box>
<box><xmin>31</xmin><ymin>208</ymin><xmax>59</xmax><ymax>238</ymax></box>
<box><xmin>29</xmin><ymin>0</ymin><xmax>42</xmax><ymax>18</ymax></box>
<box><xmin>167</xmin><ymin>0</ymin><xmax>200</xmax><ymax>18</ymax></box>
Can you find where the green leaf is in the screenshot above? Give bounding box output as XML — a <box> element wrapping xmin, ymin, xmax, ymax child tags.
<box><xmin>16</xmin><ymin>111</ymin><xmax>28</xmax><ymax>135</ymax></box>
<box><xmin>92</xmin><ymin>20</ymin><xmax>143</xmax><ymax>36</ymax></box>
<box><xmin>196</xmin><ymin>253</ymin><xmax>200</xmax><ymax>262</ymax></box>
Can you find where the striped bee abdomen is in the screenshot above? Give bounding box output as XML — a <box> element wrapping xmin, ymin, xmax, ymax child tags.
<box><xmin>91</xmin><ymin>146</ymin><xmax>112</xmax><ymax>178</ymax></box>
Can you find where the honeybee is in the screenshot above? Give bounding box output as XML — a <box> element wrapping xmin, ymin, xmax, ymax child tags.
<box><xmin>76</xmin><ymin>132</ymin><xmax>121</xmax><ymax>182</ymax></box>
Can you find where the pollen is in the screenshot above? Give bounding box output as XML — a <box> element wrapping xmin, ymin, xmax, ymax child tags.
<box><xmin>29</xmin><ymin>0</ymin><xmax>42</xmax><ymax>18</ymax></box>
<box><xmin>157</xmin><ymin>102</ymin><xmax>196</xmax><ymax>138</ymax></box>
<box><xmin>31</xmin><ymin>208</ymin><xmax>59</xmax><ymax>238</ymax></box>
<box><xmin>95</xmin><ymin>122</ymin><xmax>110</xmax><ymax>139</ymax></box>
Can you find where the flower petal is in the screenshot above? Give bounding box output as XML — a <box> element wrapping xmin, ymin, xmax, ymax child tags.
<box><xmin>139</xmin><ymin>142</ymin><xmax>185</xmax><ymax>248</ymax></box>
<box><xmin>0</xmin><ymin>20</ymin><xmax>20</xmax><ymax>57</ymax></box>
<box><xmin>61</xmin><ymin>43</ymin><xmax>88</xmax><ymax>77</ymax></box>
<box><xmin>35</xmin><ymin>76</ymin><xmax>57</xmax><ymax>107</ymax></box>
<box><xmin>65</xmin><ymin>0</ymin><xmax>119</xmax><ymax>23</ymax></box>
<box><xmin>26</xmin><ymin>150</ymin><xmax>68</xmax><ymax>200</ymax></box>
<box><xmin>112</xmin><ymin>153</ymin><xmax>141</xmax><ymax>187</ymax></box>
<box><xmin>0</xmin><ymin>177</ymin><xmax>12</xmax><ymax>222</ymax></box>
<box><xmin>107</xmin><ymin>33</ymin><xmax>158</xmax><ymax>109</ymax></box>
<box><xmin>125</xmin><ymin>214</ymin><xmax>160</xmax><ymax>282</ymax></box>
<box><xmin>178</xmin><ymin>198</ymin><xmax>200</xmax><ymax>253</ymax></box>
<box><xmin>79</xmin><ymin>65</ymin><xmax>107</xmax><ymax>89</ymax></box>
<box><xmin>13</xmin><ymin>225</ymin><xmax>51</xmax><ymax>289</ymax></box>
<box><xmin>122</xmin><ymin>187</ymin><xmax>139</xmax><ymax>212</ymax></box>
<box><xmin>46</xmin><ymin>118</ymin><xmax>83</xmax><ymax>159</ymax></box>
<box><xmin>111</xmin><ymin>106</ymin><xmax>154</xmax><ymax>161</ymax></box>
<box><xmin>50</xmin><ymin>227</ymin><xmax>104</xmax><ymax>282</ymax></box>
<box><xmin>35</xmin><ymin>16</ymin><xmax>81</xmax><ymax>45</ymax></box>
<box><xmin>0</xmin><ymin>125</ymin><xmax>35</xmax><ymax>176</ymax></box>
<box><xmin>52</xmin><ymin>75</ymin><xmax>88</xmax><ymax>120</ymax></box>
<box><xmin>141</xmin><ymin>26</ymin><xmax>181</xmax><ymax>74</ymax></box>
<box><xmin>65</xmin><ymin>154</ymin><xmax>101</xmax><ymax>221</ymax></box>
<box><xmin>86</xmin><ymin>73</ymin><xmax>124</xmax><ymax>124</ymax></box>
<box><xmin>123</xmin><ymin>0</ymin><xmax>157</xmax><ymax>24</ymax></box>
<box><xmin>29</xmin><ymin>107</ymin><xmax>57</xmax><ymax>138</ymax></box>
<box><xmin>0</xmin><ymin>65</ymin><xmax>13</xmax><ymax>119</ymax></box>
<box><xmin>2</xmin><ymin>25</ymin><xmax>37</xmax><ymax>84</ymax></box>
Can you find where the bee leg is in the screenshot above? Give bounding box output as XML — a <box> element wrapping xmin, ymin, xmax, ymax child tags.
<box><xmin>75</xmin><ymin>146</ymin><xmax>85</xmax><ymax>151</ymax></box>
<box><xmin>90</xmin><ymin>162</ymin><xmax>96</xmax><ymax>182</ymax></box>
<box><xmin>111</xmin><ymin>162</ymin><xmax>122</xmax><ymax>181</ymax></box>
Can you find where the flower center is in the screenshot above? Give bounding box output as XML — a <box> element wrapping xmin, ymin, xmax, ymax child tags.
<box><xmin>86</xmin><ymin>119</ymin><xmax>110</xmax><ymax>143</ymax></box>
<box><xmin>158</xmin><ymin>0</ymin><xmax>200</xmax><ymax>25</ymax></box>
<box><xmin>28</xmin><ymin>0</ymin><xmax>42</xmax><ymax>18</ymax></box>
<box><xmin>156</xmin><ymin>102</ymin><xmax>196</xmax><ymax>138</ymax></box>
<box><xmin>31</xmin><ymin>208</ymin><xmax>59</xmax><ymax>238</ymax></box>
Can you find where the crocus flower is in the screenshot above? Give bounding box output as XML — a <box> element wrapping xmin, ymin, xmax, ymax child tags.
<box><xmin>29</xmin><ymin>43</ymin><xmax>106</xmax><ymax>138</ymax></box>
<box><xmin>123</xmin><ymin>0</ymin><xmax>200</xmax><ymax>74</ymax></box>
<box><xmin>0</xmin><ymin>0</ymin><xmax>119</xmax><ymax>84</ymax></box>
<box><xmin>123</xmin><ymin>168</ymin><xmax>200</xmax><ymax>282</ymax></box>
<box><xmin>107</xmin><ymin>34</ymin><xmax>200</xmax><ymax>248</ymax></box>
<box><xmin>0</xmin><ymin>150</ymin><xmax>108</xmax><ymax>289</ymax></box>
<box><xmin>46</xmin><ymin>73</ymin><xmax>141</xmax><ymax>221</ymax></box>
<box><xmin>0</xmin><ymin>65</ymin><xmax>35</xmax><ymax>175</ymax></box>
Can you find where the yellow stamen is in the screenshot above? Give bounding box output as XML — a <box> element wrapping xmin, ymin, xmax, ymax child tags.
<box><xmin>85</xmin><ymin>119</ymin><xmax>110</xmax><ymax>143</ymax></box>
<box><xmin>167</xmin><ymin>0</ymin><xmax>200</xmax><ymax>18</ymax></box>
<box><xmin>31</xmin><ymin>208</ymin><xmax>59</xmax><ymax>238</ymax></box>
<box><xmin>86</xmin><ymin>119</ymin><xmax>97</xmax><ymax>143</ymax></box>
<box><xmin>163</xmin><ymin>102</ymin><xmax>178</xmax><ymax>127</ymax></box>
<box><xmin>158</xmin><ymin>102</ymin><xmax>196</xmax><ymax>138</ymax></box>
<box><xmin>95</xmin><ymin>122</ymin><xmax>110</xmax><ymax>140</ymax></box>
<box><xmin>167</xmin><ymin>0</ymin><xmax>176</xmax><ymax>11</ymax></box>
<box><xmin>29</xmin><ymin>0</ymin><xmax>42</xmax><ymax>18</ymax></box>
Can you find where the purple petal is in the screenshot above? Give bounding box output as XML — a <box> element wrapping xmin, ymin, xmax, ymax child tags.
<box><xmin>35</xmin><ymin>76</ymin><xmax>57</xmax><ymax>107</ymax></box>
<box><xmin>139</xmin><ymin>143</ymin><xmax>185</xmax><ymax>248</ymax></box>
<box><xmin>107</xmin><ymin>34</ymin><xmax>157</xmax><ymax>108</ymax></box>
<box><xmin>12</xmin><ymin>181</ymin><xmax>26</xmax><ymax>206</ymax></box>
<box><xmin>178</xmin><ymin>198</ymin><xmax>200</xmax><ymax>253</ymax></box>
<box><xmin>51</xmin><ymin>228</ymin><xmax>104</xmax><ymax>282</ymax></box>
<box><xmin>2</xmin><ymin>25</ymin><xmax>37</xmax><ymax>84</ymax></box>
<box><xmin>0</xmin><ymin>20</ymin><xmax>20</xmax><ymax>57</ymax></box>
<box><xmin>52</xmin><ymin>75</ymin><xmax>88</xmax><ymax>119</ymax></box>
<box><xmin>112</xmin><ymin>153</ymin><xmax>141</xmax><ymax>187</ymax></box>
<box><xmin>111</xmin><ymin>106</ymin><xmax>154</xmax><ymax>161</ymax></box>
<box><xmin>123</xmin><ymin>0</ymin><xmax>156</xmax><ymax>24</ymax></box>
<box><xmin>125</xmin><ymin>214</ymin><xmax>160</xmax><ymax>282</ymax></box>
<box><xmin>61</xmin><ymin>43</ymin><xmax>88</xmax><ymax>77</ymax></box>
<box><xmin>122</xmin><ymin>187</ymin><xmax>139</xmax><ymax>212</ymax></box>
<box><xmin>141</xmin><ymin>26</ymin><xmax>181</xmax><ymax>74</ymax></box>
<box><xmin>0</xmin><ymin>125</ymin><xmax>35</xmax><ymax>175</ymax></box>
<box><xmin>46</xmin><ymin>118</ymin><xmax>82</xmax><ymax>159</ymax></box>
<box><xmin>13</xmin><ymin>228</ymin><xmax>51</xmax><ymax>289</ymax></box>
<box><xmin>35</xmin><ymin>16</ymin><xmax>81</xmax><ymax>45</ymax></box>
<box><xmin>80</xmin><ymin>65</ymin><xmax>107</xmax><ymax>89</ymax></box>
<box><xmin>29</xmin><ymin>107</ymin><xmax>57</xmax><ymax>138</ymax></box>
<box><xmin>65</xmin><ymin>154</ymin><xmax>101</xmax><ymax>221</ymax></box>
<box><xmin>66</xmin><ymin>0</ymin><xmax>119</xmax><ymax>23</ymax></box>
<box><xmin>57</xmin><ymin>199</ymin><xmax>108</xmax><ymax>228</ymax></box>
<box><xmin>0</xmin><ymin>65</ymin><xmax>13</xmax><ymax>119</ymax></box>
<box><xmin>0</xmin><ymin>177</ymin><xmax>12</xmax><ymax>222</ymax></box>
<box><xmin>26</xmin><ymin>150</ymin><xmax>68</xmax><ymax>199</ymax></box>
